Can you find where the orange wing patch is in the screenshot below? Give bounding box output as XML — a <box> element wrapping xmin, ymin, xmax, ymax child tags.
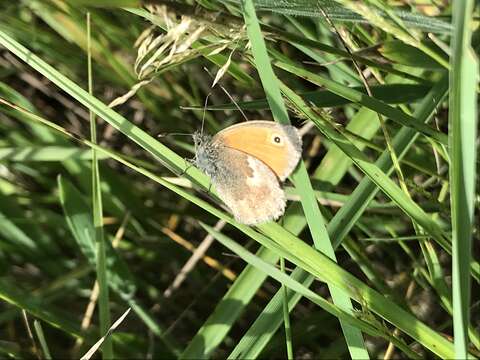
<box><xmin>215</xmin><ymin>123</ymin><xmax>295</xmax><ymax>180</ymax></box>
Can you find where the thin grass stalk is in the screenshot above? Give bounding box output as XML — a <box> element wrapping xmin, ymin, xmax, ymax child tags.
<box><xmin>449</xmin><ymin>0</ymin><xmax>478</xmax><ymax>357</ymax></box>
<box><xmin>280</xmin><ymin>258</ymin><xmax>293</xmax><ymax>360</ymax></box>
<box><xmin>33</xmin><ymin>320</ymin><xmax>52</xmax><ymax>360</ymax></box>
<box><xmin>87</xmin><ymin>13</ymin><xmax>112</xmax><ymax>358</ymax></box>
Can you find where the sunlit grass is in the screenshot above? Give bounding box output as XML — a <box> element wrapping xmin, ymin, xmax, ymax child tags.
<box><xmin>0</xmin><ymin>1</ymin><xmax>477</xmax><ymax>359</ymax></box>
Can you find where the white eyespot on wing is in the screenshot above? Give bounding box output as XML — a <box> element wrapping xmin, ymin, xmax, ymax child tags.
<box><xmin>213</xmin><ymin>152</ymin><xmax>286</xmax><ymax>225</ymax></box>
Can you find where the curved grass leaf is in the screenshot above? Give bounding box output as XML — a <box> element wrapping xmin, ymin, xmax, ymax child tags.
<box><xmin>224</xmin><ymin>0</ymin><xmax>451</xmax><ymax>34</ymax></box>
<box><xmin>274</xmin><ymin>61</ymin><xmax>447</xmax><ymax>145</ymax></box>
<box><xmin>185</xmin><ymin>84</ymin><xmax>431</xmax><ymax>111</ymax></box>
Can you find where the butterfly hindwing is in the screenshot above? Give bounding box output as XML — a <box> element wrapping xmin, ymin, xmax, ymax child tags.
<box><xmin>210</xmin><ymin>146</ymin><xmax>286</xmax><ymax>225</ymax></box>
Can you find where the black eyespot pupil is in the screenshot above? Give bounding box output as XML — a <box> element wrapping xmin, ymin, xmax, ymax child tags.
<box><xmin>274</xmin><ymin>136</ymin><xmax>281</xmax><ymax>143</ymax></box>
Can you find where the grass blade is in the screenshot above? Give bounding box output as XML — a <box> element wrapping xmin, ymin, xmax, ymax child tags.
<box><xmin>180</xmin><ymin>247</ymin><xmax>279</xmax><ymax>358</ymax></box>
<box><xmin>87</xmin><ymin>13</ymin><xmax>112</xmax><ymax>358</ymax></box>
<box><xmin>242</xmin><ymin>0</ymin><xmax>369</xmax><ymax>357</ymax></box>
<box><xmin>274</xmin><ymin>61</ymin><xmax>447</xmax><ymax>145</ymax></box>
<box><xmin>449</xmin><ymin>0</ymin><xmax>478</xmax><ymax>357</ymax></box>
<box><xmin>33</xmin><ymin>320</ymin><xmax>52</xmax><ymax>360</ymax></box>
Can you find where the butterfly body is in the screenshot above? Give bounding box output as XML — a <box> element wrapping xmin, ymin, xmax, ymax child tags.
<box><xmin>194</xmin><ymin>121</ymin><xmax>302</xmax><ymax>225</ymax></box>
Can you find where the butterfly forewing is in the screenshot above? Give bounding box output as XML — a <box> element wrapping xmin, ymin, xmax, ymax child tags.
<box><xmin>214</xmin><ymin>121</ymin><xmax>302</xmax><ymax>181</ymax></box>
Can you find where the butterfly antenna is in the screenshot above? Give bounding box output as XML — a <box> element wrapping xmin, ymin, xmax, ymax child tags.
<box><xmin>203</xmin><ymin>66</ymin><xmax>249</xmax><ymax>122</ymax></box>
<box><xmin>201</xmin><ymin>92</ymin><xmax>211</xmax><ymax>136</ymax></box>
<box><xmin>157</xmin><ymin>132</ymin><xmax>193</xmax><ymax>138</ymax></box>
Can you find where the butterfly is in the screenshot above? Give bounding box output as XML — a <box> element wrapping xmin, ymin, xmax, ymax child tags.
<box><xmin>193</xmin><ymin>120</ymin><xmax>302</xmax><ymax>225</ymax></box>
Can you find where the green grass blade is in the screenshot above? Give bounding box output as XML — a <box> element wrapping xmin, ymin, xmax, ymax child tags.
<box><xmin>187</xmin><ymin>84</ymin><xmax>432</xmax><ymax>111</ymax></box>
<box><xmin>225</xmin><ymin>0</ymin><xmax>452</xmax><ymax>34</ymax></box>
<box><xmin>274</xmin><ymin>61</ymin><xmax>447</xmax><ymax>145</ymax></box>
<box><xmin>0</xmin><ymin>146</ymin><xmax>108</xmax><ymax>161</ymax></box>
<box><xmin>449</xmin><ymin>0</ymin><xmax>478</xmax><ymax>357</ymax></box>
<box><xmin>87</xmin><ymin>13</ymin><xmax>112</xmax><ymax>358</ymax></box>
<box><xmin>280</xmin><ymin>258</ymin><xmax>293</xmax><ymax>360</ymax></box>
<box><xmin>33</xmin><ymin>320</ymin><xmax>52</xmax><ymax>360</ymax></box>
<box><xmin>200</xmin><ymin>223</ymin><xmax>418</xmax><ymax>356</ymax></box>
<box><xmin>242</xmin><ymin>0</ymin><xmax>368</xmax><ymax>357</ymax></box>
<box><xmin>180</xmin><ymin>247</ymin><xmax>279</xmax><ymax>358</ymax></box>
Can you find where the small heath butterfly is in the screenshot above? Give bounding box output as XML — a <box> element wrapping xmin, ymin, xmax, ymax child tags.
<box><xmin>193</xmin><ymin>120</ymin><xmax>302</xmax><ymax>225</ymax></box>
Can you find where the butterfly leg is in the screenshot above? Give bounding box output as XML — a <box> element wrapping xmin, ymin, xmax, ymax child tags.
<box><xmin>179</xmin><ymin>157</ymin><xmax>195</xmax><ymax>176</ymax></box>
